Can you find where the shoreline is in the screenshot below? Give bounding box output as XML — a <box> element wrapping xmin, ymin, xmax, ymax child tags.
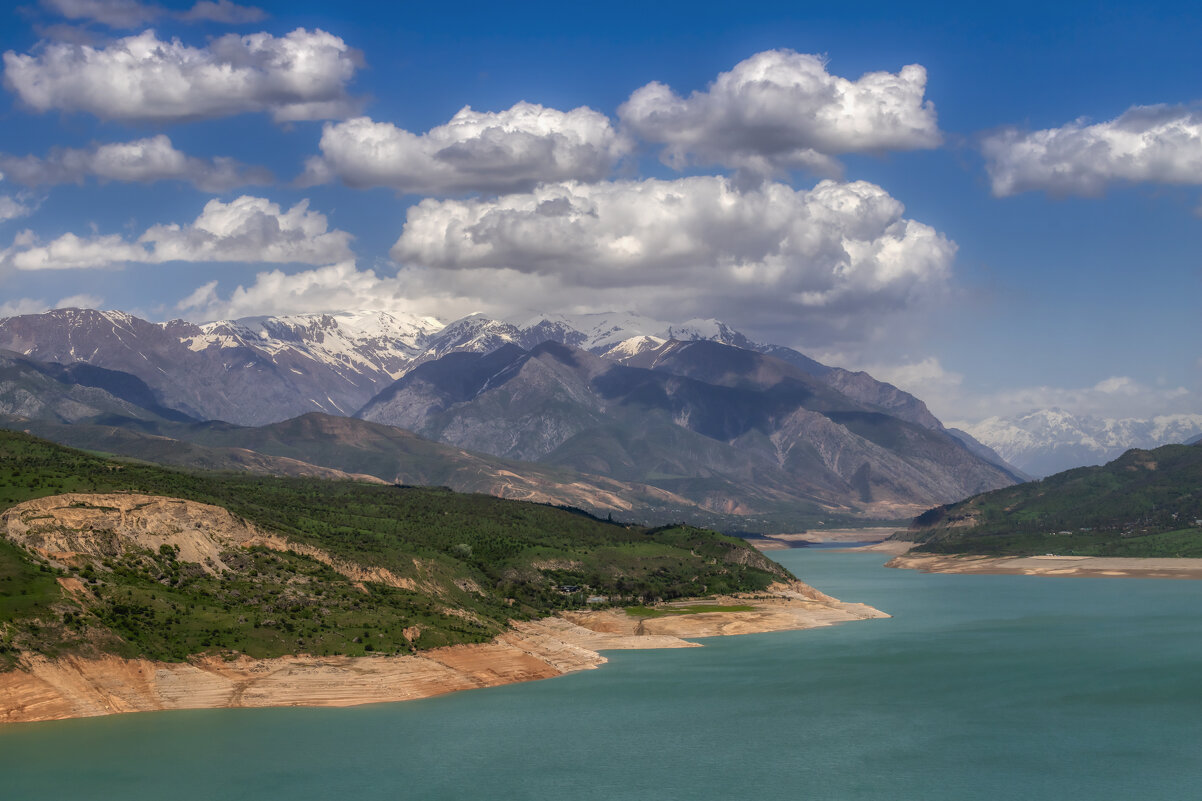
<box><xmin>0</xmin><ymin>582</ymin><xmax>887</xmax><ymax>725</ymax></box>
<box><xmin>748</xmin><ymin>527</ymin><xmax>899</xmax><ymax>551</ymax></box>
<box><xmin>887</xmin><ymin>552</ymin><xmax>1202</xmax><ymax>579</ymax></box>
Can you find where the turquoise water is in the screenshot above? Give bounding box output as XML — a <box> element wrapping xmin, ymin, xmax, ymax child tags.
<box><xmin>4</xmin><ymin>549</ymin><xmax>1202</xmax><ymax>800</ymax></box>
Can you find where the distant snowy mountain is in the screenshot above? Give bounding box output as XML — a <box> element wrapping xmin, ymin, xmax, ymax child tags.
<box><xmin>0</xmin><ymin>307</ymin><xmax>978</xmax><ymax>452</ymax></box>
<box><xmin>0</xmin><ymin>308</ymin><xmax>445</xmax><ymax>424</ymax></box>
<box><xmin>956</xmin><ymin>408</ymin><xmax>1202</xmax><ymax>477</ymax></box>
<box><xmin>0</xmin><ymin>305</ymin><xmax>1030</xmax><ymax>519</ymax></box>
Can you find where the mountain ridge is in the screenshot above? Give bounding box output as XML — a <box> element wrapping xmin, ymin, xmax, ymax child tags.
<box><xmin>0</xmin><ymin>307</ymin><xmax>1022</xmax><ymax>525</ymax></box>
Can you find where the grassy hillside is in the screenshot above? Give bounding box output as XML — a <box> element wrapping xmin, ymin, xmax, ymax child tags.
<box><xmin>0</xmin><ymin>430</ymin><xmax>791</xmax><ymax>669</ymax></box>
<box><xmin>903</xmin><ymin>444</ymin><xmax>1202</xmax><ymax>556</ymax></box>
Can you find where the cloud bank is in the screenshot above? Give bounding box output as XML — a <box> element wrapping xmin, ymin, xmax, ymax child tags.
<box><xmin>0</xmin><ymin>135</ymin><xmax>271</xmax><ymax>192</ymax></box>
<box><xmin>984</xmin><ymin>104</ymin><xmax>1202</xmax><ymax>196</ymax></box>
<box><xmin>619</xmin><ymin>49</ymin><xmax>940</xmax><ymax>176</ymax></box>
<box><xmin>3</xmin><ymin>195</ymin><xmax>353</xmax><ymax>270</ymax></box>
<box><xmin>860</xmin><ymin>356</ymin><xmax>1196</xmax><ymax>422</ymax></box>
<box><xmin>302</xmin><ymin>102</ymin><xmax>631</xmax><ymax>195</ymax></box>
<box><xmin>180</xmin><ymin>177</ymin><xmax>955</xmax><ymax>348</ymax></box>
<box><xmin>3</xmin><ymin>28</ymin><xmax>360</xmax><ymax>123</ymax></box>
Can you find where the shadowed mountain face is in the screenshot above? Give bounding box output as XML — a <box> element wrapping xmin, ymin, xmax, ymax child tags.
<box><xmin>0</xmin><ymin>349</ymin><xmax>193</xmax><ymax>425</ymax></box>
<box><xmin>358</xmin><ymin>340</ymin><xmax>1020</xmax><ymax>516</ymax></box>
<box><xmin>0</xmin><ymin>309</ymin><xmax>439</xmax><ymax>425</ymax></box>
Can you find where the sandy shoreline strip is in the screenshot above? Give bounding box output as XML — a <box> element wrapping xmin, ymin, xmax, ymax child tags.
<box><xmin>748</xmin><ymin>527</ymin><xmax>900</xmax><ymax>550</ymax></box>
<box><xmin>0</xmin><ymin>582</ymin><xmax>887</xmax><ymax>725</ymax></box>
<box><xmin>887</xmin><ymin>552</ymin><xmax>1202</xmax><ymax>579</ymax></box>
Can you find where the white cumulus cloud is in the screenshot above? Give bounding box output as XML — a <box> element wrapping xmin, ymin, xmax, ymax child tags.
<box><xmin>379</xmin><ymin>176</ymin><xmax>954</xmax><ymax>343</ymax></box>
<box><xmin>302</xmin><ymin>102</ymin><xmax>632</xmax><ymax>195</ymax></box>
<box><xmin>3</xmin><ymin>28</ymin><xmax>361</xmax><ymax>123</ymax></box>
<box><xmin>618</xmin><ymin>50</ymin><xmax>941</xmax><ymax>176</ymax></box>
<box><xmin>0</xmin><ymin>135</ymin><xmax>272</xmax><ymax>192</ymax></box>
<box><xmin>177</xmin><ymin>262</ymin><xmax>400</xmax><ymax>320</ymax></box>
<box><xmin>3</xmin><ymin>195</ymin><xmax>353</xmax><ymax>271</ymax></box>
<box><xmin>983</xmin><ymin>104</ymin><xmax>1202</xmax><ymax>197</ymax></box>
<box><xmin>175</xmin><ymin>177</ymin><xmax>955</xmax><ymax>345</ymax></box>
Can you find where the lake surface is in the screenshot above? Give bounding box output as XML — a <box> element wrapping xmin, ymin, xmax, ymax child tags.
<box><xmin>4</xmin><ymin>549</ymin><xmax>1202</xmax><ymax>800</ymax></box>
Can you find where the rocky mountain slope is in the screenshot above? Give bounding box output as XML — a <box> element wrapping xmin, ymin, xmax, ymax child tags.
<box><xmin>956</xmin><ymin>408</ymin><xmax>1202</xmax><ymax>477</ymax></box>
<box><xmin>359</xmin><ymin>340</ymin><xmax>1020</xmax><ymax>517</ymax></box>
<box><xmin>0</xmin><ymin>307</ymin><xmax>1020</xmax><ymax>523</ymax></box>
<box><xmin>0</xmin><ymin>349</ymin><xmax>192</xmax><ymax>425</ymax></box>
<box><xmin>0</xmin><ymin>309</ymin><xmax>444</xmax><ymax>425</ymax></box>
<box><xmin>0</xmin><ymin>308</ymin><xmax>955</xmax><ymax>435</ymax></box>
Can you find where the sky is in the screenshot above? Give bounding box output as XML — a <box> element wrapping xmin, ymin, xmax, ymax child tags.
<box><xmin>0</xmin><ymin>0</ymin><xmax>1198</xmax><ymax>425</ymax></box>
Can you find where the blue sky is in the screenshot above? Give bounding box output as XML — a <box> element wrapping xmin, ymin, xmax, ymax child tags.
<box><xmin>0</xmin><ymin>0</ymin><xmax>1198</xmax><ymax>424</ymax></box>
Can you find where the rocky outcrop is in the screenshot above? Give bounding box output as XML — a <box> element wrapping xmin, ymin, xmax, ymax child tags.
<box><xmin>2</xmin><ymin>493</ymin><xmax>424</xmax><ymax>590</ymax></box>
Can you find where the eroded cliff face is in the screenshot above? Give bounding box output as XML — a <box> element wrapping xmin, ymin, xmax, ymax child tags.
<box><xmin>5</xmin><ymin>494</ymin><xmax>269</xmax><ymax>573</ymax></box>
<box><xmin>3</xmin><ymin>493</ymin><xmax>421</xmax><ymax>589</ymax></box>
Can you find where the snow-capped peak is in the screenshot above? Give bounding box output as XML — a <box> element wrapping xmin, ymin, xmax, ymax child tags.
<box><xmin>955</xmin><ymin>408</ymin><xmax>1202</xmax><ymax>477</ymax></box>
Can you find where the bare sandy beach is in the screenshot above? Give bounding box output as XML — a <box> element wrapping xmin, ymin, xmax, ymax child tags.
<box><xmin>0</xmin><ymin>582</ymin><xmax>887</xmax><ymax>725</ymax></box>
<box><xmin>887</xmin><ymin>552</ymin><xmax>1202</xmax><ymax>579</ymax></box>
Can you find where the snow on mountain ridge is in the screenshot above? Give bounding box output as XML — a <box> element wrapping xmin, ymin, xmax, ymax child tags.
<box><xmin>956</xmin><ymin>408</ymin><xmax>1202</xmax><ymax>477</ymax></box>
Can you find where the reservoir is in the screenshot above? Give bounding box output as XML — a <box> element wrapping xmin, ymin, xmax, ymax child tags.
<box><xmin>3</xmin><ymin>548</ymin><xmax>1201</xmax><ymax>800</ymax></box>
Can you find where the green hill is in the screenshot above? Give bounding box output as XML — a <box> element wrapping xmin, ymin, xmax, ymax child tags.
<box><xmin>0</xmin><ymin>430</ymin><xmax>791</xmax><ymax>670</ymax></box>
<box><xmin>903</xmin><ymin>444</ymin><xmax>1202</xmax><ymax>556</ymax></box>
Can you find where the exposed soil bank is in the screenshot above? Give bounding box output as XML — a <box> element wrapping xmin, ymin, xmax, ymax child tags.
<box><xmin>887</xmin><ymin>553</ymin><xmax>1202</xmax><ymax>579</ymax></box>
<box><xmin>0</xmin><ymin>582</ymin><xmax>887</xmax><ymax>725</ymax></box>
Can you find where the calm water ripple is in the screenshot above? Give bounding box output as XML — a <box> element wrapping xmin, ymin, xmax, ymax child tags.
<box><xmin>3</xmin><ymin>549</ymin><xmax>1201</xmax><ymax>800</ymax></box>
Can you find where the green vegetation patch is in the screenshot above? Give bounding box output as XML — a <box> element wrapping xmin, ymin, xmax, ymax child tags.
<box><xmin>0</xmin><ymin>429</ymin><xmax>794</xmax><ymax>668</ymax></box>
<box><xmin>906</xmin><ymin>445</ymin><xmax>1202</xmax><ymax>557</ymax></box>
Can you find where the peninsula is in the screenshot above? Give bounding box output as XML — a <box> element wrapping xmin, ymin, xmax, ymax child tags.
<box><xmin>0</xmin><ymin>431</ymin><xmax>884</xmax><ymax>724</ymax></box>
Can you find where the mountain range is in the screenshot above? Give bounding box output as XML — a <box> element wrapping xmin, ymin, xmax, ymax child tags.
<box><xmin>955</xmin><ymin>408</ymin><xmax>1202</xmax><ymax>477</ymax></box>
<box><xmin>0</xmin><ymin>307</ymin><xmax>1023</xmax><ymax>528</ymax></box>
